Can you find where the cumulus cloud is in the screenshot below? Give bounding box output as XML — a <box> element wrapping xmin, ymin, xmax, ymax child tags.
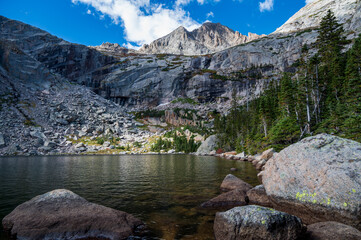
<box><xmin>305</xmin><ymin>0</ymin><xmax>315</xmax><ymax>4</ymax></box>
<box><xmin>259</xmin><ymin>0</ymin><xmax>274</xmax><ymax>12</ymax></box>
<box><xmin>206</xmin><ymin>11</ymin><xmax>214</xmax><ymax>18</ymax></box>
<box><xmin>175</xmin><ymin>0</ymin><xmax>220</xmax><ymax>6</ymax></box>
<box><xmin>72</xmin><ymin>0</ymin><xmax>201</xmax><ymax>46</ymax></box>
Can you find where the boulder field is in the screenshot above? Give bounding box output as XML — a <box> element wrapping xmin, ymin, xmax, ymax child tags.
<box><xmin>2</xmin><ymin>189</ymin><xmax>145</xmax><ymax>240</ymax></box>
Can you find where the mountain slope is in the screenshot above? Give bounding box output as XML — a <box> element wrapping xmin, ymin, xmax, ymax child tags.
<box><xmin>275</xmin><ymin>0</ymin><xmax>361</xmax><ymax>37</ymax></box>
<box><xmin>138</xmin><ymin>22</ymin><xmax>265</xmax><ymax>55</ymax></box>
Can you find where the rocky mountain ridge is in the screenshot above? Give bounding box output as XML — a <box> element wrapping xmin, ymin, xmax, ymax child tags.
<box><xmin>274</xmin><ymin>0</ymin><xmax>361</xmax><ymax>37</ymax></box>
<box><xmin>138</xmin><ymin>22</ymin><xmax>266</xmax><ymax>55</ymax></box>
<box><xmin>0</xmin><ymin>0</ymin><xmax>360</xmax><ymax>156</ymax></box>
<box><xmin>89</xmin><ymin>42</ymin><xmax>137</xmax><ymax>57</ymax></box>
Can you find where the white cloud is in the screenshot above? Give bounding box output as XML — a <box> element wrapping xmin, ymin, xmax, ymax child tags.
<box><xmin>206</xmin><ymin>11</ymin><xmax>214</xmax><ymax>18</ymax></box>
<box><xmin>72</xmin><ymin>0</ymin><xmax>201</xmax><ymax>46</ymax></box>
<box><xmin>305</xmin><ymin>0</ymin><xmax>315</xmax><ymax>4</ymax></box>
<box><xmin>175</xmin><ymin>0</ymin><xmax>220</xmax><ymax>6</ymax></box>
<box><xmin>259</xmin><ymin>0</ymin><xmax>274</xmax><ymax>12</ymax></box>
<box><xmin>86</xmin><ymin>9</ymin><xmax>92</xmax><ymax>14</ymax></box>
<box><xmin>175</xmin><ymin>0</ymin><xmax>192</xmax><ymax>6</ymax></box>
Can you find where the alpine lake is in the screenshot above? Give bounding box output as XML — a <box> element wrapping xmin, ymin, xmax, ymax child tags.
<box><xmin>0</xmin><ymin>154</ymin><xmax>260</xmax><ymax>239</ymax></box>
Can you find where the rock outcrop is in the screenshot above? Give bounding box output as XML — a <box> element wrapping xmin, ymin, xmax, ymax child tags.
<box><xmin>0</xmin><ymin>16</ymin><xmax>154</xmax><ymax>156</ymax></box>
<box><xmin>275</xmin><ymin>0</ymin><xmax>361</xmax><ymax>37</ymax></box>
<box><xmin>196</xmin><ymin>135</ymin><xmax>218</xmax><ymax>155</ymax></box>
<box><xmin>2</xmin><ymin>189</ymin><xmax>145</xmax><ymax>240</ymax></box>
<box><xmin>139</xmin><ymin>22</ymin><xmax>265</xmax><ymax>55</ymax></box>
<box><xmin>90</xmin><ymin>42</ymin><xmax>137</xmax><ymax>57</ymax></box>
<box><xmin>200</xmin><ymin>189</ymin><xmax>248</xmax><ymax>210</ymax></box>
<box><xmin>214</xmin><ymin>205</ymin><xmax>304</xmax><ymax>240</ymax></box>
<box><xmin>260</xmin><ymin>134</ymin><xmax>361</xmax><ymax>229</ymax></box>
<box><xmin>246</xmin><ymin>185</ymin><xmax>272</xmax><ymax>208</ymax></box>
<box><xmin>220</xmin><ymin>174</ymin><xmax>252</xmax><ymax>192</ymax></box>
<box><xmin>306</xmin><ymin>221</ymin><xmax>361</xmax><ymax>240</ymax></box>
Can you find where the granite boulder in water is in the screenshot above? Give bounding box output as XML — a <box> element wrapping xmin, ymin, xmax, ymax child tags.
<box><xmin>2</xmin><ymin>189</ymin><xmax>145</xmax><ymax>240</ymax></box>
<box><xmin>214</xmin><ymin>205</ymin><xmax>304</xmax><ymax>240</ymax></box>
<box><xmin>260</xmin><ymin>134</ymin><xmax>361</xmax><ymax>229</ymax></box>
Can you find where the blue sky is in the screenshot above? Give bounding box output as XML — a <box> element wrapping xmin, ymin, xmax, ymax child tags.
<box><xmin>0</xmin><ymin>1</ymin><xmax>310</xmax><ymax>48</ymax></box>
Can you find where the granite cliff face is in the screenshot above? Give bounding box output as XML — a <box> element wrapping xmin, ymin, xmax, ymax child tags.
<box><xmin>275</xmin><ymin>0</ymin><xmax>361</xmax><ymax>37</ymax></box>
<box><xmin>0</xmin><ymin>16</ymin><xmax>153</xmax><ymax>156</ymax></box>
<box><xmin>90</xmin><ymin>42</ymin><xmax>137</xmax><ymax>57</ymax></box>
<box><xmin>138</xmin><ymin>22</ymin><xmax>266</xmax><ymax>55</ymax></box>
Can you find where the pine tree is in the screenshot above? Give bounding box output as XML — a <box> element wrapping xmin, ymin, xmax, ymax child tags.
<box><xmin>343</xmin><ymin>35</ymin><xmax>361</xmax><ymax>141</ymax></box>
<box><xmin>316</xmin><ymin>10</ymin><xmax>347</xmax><ymax>105</ymax></box>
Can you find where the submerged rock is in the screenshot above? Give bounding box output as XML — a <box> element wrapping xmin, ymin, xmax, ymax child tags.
<box><xmin>260</xmin><ymin>134</ymin><xmax>361</xmax><ymax>229</ymax></box>
<box><xmin>214</xmin><ymin>205</ymin><xmax>304</xmax><ymax>240</ymax></box>
<box><xmin>2</xmin><ymin>189</ymin><xmax>145</xmax><ymax>240</ymax></box>
<box><xmin>306</xmin><ymin>221</ymin><xmax>361</xmax><ymax>240</ymax></box>
<box><xmin>200</xmin><ymin>189</ymin><xmax>248</xmax><ymax>210</ymax></box>
<box><xmin>220</xmin><ymin>174</ymin><xmax>252</xmax><ymax>192</ymax></box>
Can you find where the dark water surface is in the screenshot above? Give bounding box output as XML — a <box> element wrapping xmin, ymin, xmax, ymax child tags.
<box><xmin>0</xmin><ymin>154</ymin><xmax>260</xmax><ymax>239</ymax></box>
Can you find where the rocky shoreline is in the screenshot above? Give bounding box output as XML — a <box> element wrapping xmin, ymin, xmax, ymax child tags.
<box><xmin>2</xmin><ymin>133</ymin><xmax>360</xmax><ymax>240</ymax></box>
<box><xmin>201</xmin><ymin>134</ymin><xmax>361</xmax><ymax>239</ymax></box>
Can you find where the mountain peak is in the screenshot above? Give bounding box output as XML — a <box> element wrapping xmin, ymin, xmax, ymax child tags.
<box><xmin>138</xmin><ymin>22</ymin><xmax>265</xmax><ymax>55</ymax></box>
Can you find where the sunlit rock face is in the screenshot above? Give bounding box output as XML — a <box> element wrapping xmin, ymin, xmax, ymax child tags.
<box><xmin>261</xmin><ymin>134</ymin><xmax>361</xmax><ymax>230</ymax></box>
<box><xmin>138</xmin><ymin>22</ymin><xmax>266</xmax><ymax>55</ymax></box>
<box><xmin>274</xmin><ymin>0</ymin><xmax>361</xmax><ymax>37</ymax></box>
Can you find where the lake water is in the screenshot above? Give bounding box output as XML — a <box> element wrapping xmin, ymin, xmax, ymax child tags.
<box><xmin>0</xmin><ymin>154</ymin><xmax>260</xmax><ymax>239</ymax></box>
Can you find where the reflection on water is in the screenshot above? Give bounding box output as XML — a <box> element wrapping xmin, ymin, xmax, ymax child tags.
<box><xmin>0</xmin><ymin>154</ymin><xmax>260</xmax><ymax>239</ymax></box>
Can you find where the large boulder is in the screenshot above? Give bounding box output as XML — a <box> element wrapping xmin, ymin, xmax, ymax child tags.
<box><xmin>0</xmin><ymin>133</ymin><xmax>5</xmax><ymax>147</ymax></box>
<box><xmin>214</xmin><ymin>205</ymin><xmax>304</xmax><ymax>240</ymax></box>
<box><xmin>260</xmin><ymin>148</ymin><xmax>275</xmax><ymax>161</ymax></box>
<box><xmin>220</xmin><ymin>174</ymin><xmax>252</xmax><ymax>192</ymax></box>
<box><xmin>200</xmin><ymin>189</ymin><xmax>248</xmax><ymax>210</ymax></box>
<box><xmin>306</xmin><ymin>221</ymin><xmax>361</xmax><ymax>240</ymax></box>
<box><xmin>246</xmin><ymin>185</ymin><xmax>272</xmax><ymax>208</ymax></box>
<box><xmin>260</xmin><ymin>134</ymin><xmax>361</xmax><ymax>229</ymax></box>
<box><xmin>2</xmin><ymin>189</ymin><xmax>145</xmax><ymax>240</ymax></box>
<box><xmin>196</xmin><ymin>135</ymin><xmax>218</xmax><ymax>155</ymax></box>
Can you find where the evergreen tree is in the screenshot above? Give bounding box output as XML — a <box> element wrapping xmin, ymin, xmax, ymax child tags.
<box><xmin>343</xmin><ymin>35</ymin><xmax>361</xmax><ymax>141</ymax></box>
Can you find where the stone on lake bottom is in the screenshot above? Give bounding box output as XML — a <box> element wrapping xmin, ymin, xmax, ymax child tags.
<box><xmin>2</xmin><ymin>189</ymin><xmax>145</xmax><ymax>240</ymax></box>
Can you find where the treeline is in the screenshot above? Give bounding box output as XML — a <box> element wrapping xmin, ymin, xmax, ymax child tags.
<box><xmin>214</xmin><ymin>10</ymin><xmax>361</xmax><ymax>154</ymax></box>
<box><xmin>151</xmin><ymin>131</ymin><xmax>201</xmax><ymax>153</ymax></box>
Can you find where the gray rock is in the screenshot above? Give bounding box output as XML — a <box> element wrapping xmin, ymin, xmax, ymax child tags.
<box><xmin>220</xmin><ymin>174</ymin><xmax>252</xmax><ymax>193</ymax></box>
<box><xmin>260</xmin><ymin>134</ymin><xmax>361</xmax><ymax>229</ymax></box>
<box><xmin>75</xmin><ymin>142</ymin><xmax>84</xmax><ymax>148</ymax></box>
<box><xmin>214</xmin><ymin>205</ymin><xmax>304</xmax><ymax>240</ymax></box>
<box><xmin>306</xmin><ymin>221</ymin><xmax>361</xmax><ymax>240</ymax></box>
<box><xmin>0</xmin><ymin>133</ymin><xmax>5</xmax><ymax>147</ymax></box>
<box><xmin>2</xmin><ymin>189</ymin><xmax>145</xmax><ymax>239</ymax></box>
<box><xmin>44</xmin><ymin>141</ymin><xmax>57</xmax><ymax>148</ymax></box>
<box><xmin>78</xmin><ymin>130</ymin><xmax>87</xmax><ymax>137</ymax></box>
<box><xmin>103</xmin><ymin>141</ymin><xmax>111</xmax><ymax>147</ymax></box>
<box><xmin>139</xmin><ymin>22</ymin><xmax>265</xmax><ymax>55</ymax></box>
<box><xmin>246</xmin><ymin>185</ymin><xmax>272</xmax><ymax>208</ymax></box>
<box><xmin>200</xmin><ymin>189</ymin><xmax>248</xmax><ymax>210</ymax></box>
<box><xmin>259</xmin><ymin>148</ymin><xmax>275</xmax><ymax>161</ymax></box>
<box><xmin>196</xmin><ymin>135</ymin><xmax>218</xmax><ymax>155</ymax></box>
<box><xmin>30</xmin><ymin>129</ymin><xmax>47</xmax><ymax>141</ymax></box>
